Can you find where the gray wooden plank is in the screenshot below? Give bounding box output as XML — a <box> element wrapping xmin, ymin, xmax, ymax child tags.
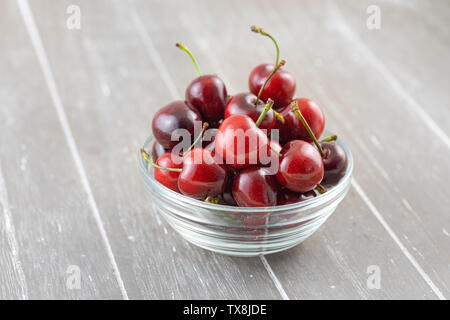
<box><xmin>155</xmin><ymin>0</ymin><xmax>443</xmax><ymax>299</ymax></box>
<box><xmin>247</xmin><ymin>0</ymin><xmax>450</xmax><ymax>298</ymax></box>
<box><xmin>0</xmin><ymin>0</ymin><xmax>122</xmax><ymax>299</ymax></box>
<box><xmin>28</xmin><ymin>0</ymin><xmax>281</xmax><ymax>299</ymax></box>
<box><xmin>336</xmin><ymin>0</ymin><xmax>450</xmax><ymax>138</ymax></box>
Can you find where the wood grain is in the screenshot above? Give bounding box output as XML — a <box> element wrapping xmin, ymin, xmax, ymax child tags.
<box><xmin>0</xmin><ymin>0</ymin><xmax>122</xmax><ymax>299</ymax></box>
<box><xmin>26</xmin><ymin>0</ymin><xmax>281</xmax><ymax>299</ymax></box>
<box><xmin>0</xmin><ymin>0</ymin><xmax>448</xmax><ymax>299</ymax></box>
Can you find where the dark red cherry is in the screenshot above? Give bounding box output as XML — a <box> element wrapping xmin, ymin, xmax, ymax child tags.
<box><xmin>153</xmin><ymin>151</ymin><xmax>183</xmax><ymax>192</ymax></box>
<box><xmin>186</xmin><ymin>75</ymin><xmax>227</xmax><ymax>128</ymax></box>
<box><xmin>249</xmin><ymin>63</ymin><xmax>296</xmax><ymax>111</ymax></box>
<box><xmin>151</xmin><ymin>141</ymin><xmax>167</xmax><ymax>161</ymax></box>
<box><xmin>276</xmin><ymin>140</ymin><xmax>324</xmax><ymax>193</ymax></box>
<box><xmin>215</xmin><ymin>114</ymin><xmax>270</xmax><ymax>169</ymax></box>
<box><xmin>320</xmin><ymin>141</ymin><xmax>348</xmax><ymax>187</ymax></box>
<box><xmin>277</xmin><ymin>189</ymin><xmax>316</xmax><ymax>205</ymax></box>
<box><xmin>178</xmin><ymin>148</ymin><xmax>227</xmax><ymax>199</ymax></box>
<box><xmin>224</xmin><ymin>93</ymin><xmax>276</xmax><ymax>132</ymax></box>
<box><xmin>276</xmin><ymin>98</ymin><xmax>325</xmax><ymax>145</ymax></box>
<box><xmin>152</xmin><ymin>100</ymin><xmax>202</xmax><ymax>149</ymax></box>
<box><xmin>176</xmin><ymin>43</ymin><xmax>227</xmax><ymax>128</ymax></box>
<box><xmin>232</xmin><ymin>167</ymin><xmax>279</xmax><ymax>207</ymax></box>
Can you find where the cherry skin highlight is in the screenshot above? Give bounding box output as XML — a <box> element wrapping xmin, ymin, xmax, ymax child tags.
<box><xmin>186</xmin><ymin>75</ymin><xmax>228</xmax><ymax>128</ymax></box>
<box><xmin>224</xmin><ymin>92</ymin><xmax>276</xmax><ymax>132</ymax></box>
<box><xmin>232</xmin><ymin>167</ymin><xmax>279</xmax><ymax>207</ymax></box>
<box><xmin>249</xmin><ymin>63</ymin><xmax>296</xmax><ymax>111</ymax></box>
<box><xmin>177</xmin><ymin>148</ymin><xmax>228</xmax><ymax>199</ymax></box>
<box><xmin>320</xmin><ymin>141</ymin><xmax>348</xmax><ymax>187</ymax></box>
<box><xmin>215</xmin><ymin>114</ymin><xmax>270</xmax><ymax>169</ymax></box>
<box><xmin>154</xmin><ymin>151</ymin><xmax>183</xmax><ymax>192</ymax></box>
<box><xmin>152</xmin><ymin>100</ymin><xmax>202</xmax><ymax>149</ymax></box>
<box><xmin>276</xmin><ymin>140</ymin><xmax>324</xmax><ymax>193</ymax></box>
<box><xmin>276</xmin><ymin>98</ymin><xmax>325</xmax><ymax>145</ymax></box>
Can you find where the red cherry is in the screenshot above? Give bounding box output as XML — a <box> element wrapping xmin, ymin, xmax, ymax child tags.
<box><xmin>224</xmin><ymin>93</ymin><xmax>276</xmax><ymax>132</ymax></box>
<box><xmin>178</xmin><ymin>148</ymin><xmax>228</xmax><ymax>199</ymax></box>
<box><xmin>176</xmin><ymin>43</ymin><xmax>227</xmax><ymax>128</ymax></box>
<box><xmin>215</xmin><ymin>114</ymin><xmax>270</xmax><ymax>169</ymax></box>
<box><xmin>151</xmin><ymin>141</ymin><xmax>168</xmax><ymax>161</ymax></box>
<box><xmin>232</xmin><ymin>167</ymin><xmax>279</xmax><ymax>207</ymax></box>
<box><xmin>276</xmin><ymin>98</ymin><xmax>325</xmax><ymax>145</ymax></box>
<box><xmin>249</xmin><ymin>26</ymin><xmax>295</xmax><ymax>110</ymax></box>
<box><xmin>277</xmin><ymin>189</ymin><xmax>316</xmax><ymax>205</ymax></box>
<box><xmin>320</xmin><ymin>141</ymin><xmax>348</xmax><ymax>187</ymax></box>
<box><xmin>249</xmin><ymin>63</ymin><xmax>295</xmax><ymax>110</ymax></box>
<box><xmin>153</xmin><ymin>151</ymin><xmax>183</xmax><ymax>192</ymax></box>
<box><xmin>186</xmin><ymin>75</ymin><xmax>227</xmax><ymax>128</ymax></box>
<box><xmin>276</xmin><ymin>140</ymin><xmax>324</xmax><ymax>193</ymax></box>
<box><xmin>152</xmin><ymin>100</ymin><xmax>202</xmax><ymax>149</ymax></box>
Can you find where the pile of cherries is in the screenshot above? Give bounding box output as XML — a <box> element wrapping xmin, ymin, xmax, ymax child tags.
<box><xmin>142</xmin><ymin>26</ymin><xmax>348</xmax><ymax>209</ymax></box>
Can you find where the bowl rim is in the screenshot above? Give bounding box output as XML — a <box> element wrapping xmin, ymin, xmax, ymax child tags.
<box><xmin>138</xmin><ymin>131</ymin><xmax>353</xmax><ymax>213</ymax></box>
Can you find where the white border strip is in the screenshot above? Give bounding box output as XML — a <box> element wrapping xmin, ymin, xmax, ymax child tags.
<box><xmin>352</xmin><ymin>179</ymin><xmax>445</xmax><ymax>300</ymax></box>
<box><xmin>0</xmin><ymin>165</ymin><xmax>28</xmax><ymax>299</ymax></box>
<box><xmin>17</xmin><ymin>0</ymin><xmax>129</xmax><ymax>299</ymax></box>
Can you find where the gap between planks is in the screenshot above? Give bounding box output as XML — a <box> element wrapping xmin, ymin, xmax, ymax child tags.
<box><xmin>17</xmin><ymin>0</ymin><xmax>129</xmax><ymax>300</ymax></box>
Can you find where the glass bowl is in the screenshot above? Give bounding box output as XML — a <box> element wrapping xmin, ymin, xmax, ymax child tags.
<box><xmin>138</xmin><ymin>133</ymin><xmax>353</xmax><ymax>257</ymax></box>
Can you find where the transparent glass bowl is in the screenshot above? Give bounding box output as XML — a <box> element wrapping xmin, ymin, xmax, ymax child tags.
<box><xmin>138</xmin><ymin>134</ymin><xmax>353</xmax><ymax>257</ymax></box>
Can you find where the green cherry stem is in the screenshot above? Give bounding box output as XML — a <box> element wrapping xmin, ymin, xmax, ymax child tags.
<box><xmin>176</xmin><ymin>43</ymin><xmax>201</xmax><ymax>76</ymax></box>
<box><xmin>290</xmin><ymin>100</ymin><xmax>326</xmax><ymax>158</ymax></box>
<box><xmin>251</xmin><ymin>25</ymin><xmax>280</xmax><ymax>66</ymax></box>
<box><xmin>320</xmin><ymin>134</ymin><xmax>338</xmax><ymax>142</ymax></box>
<box><xmin>182</xmin><ymin>122</ymin><xmax>209</xmax><ymax>156</ymax></box>
<box><xmin>140</xmin><ymin>122</ymin><xmax>208</xmax><ymax>172</ymax></box>
<box><xmin>315</xmin><ymin>184</ymin><xmax>327</xmax><ymax>194</ymax></box>
<box><xmin>255</xmin><ymin>99</ymin><xmax>274</xmax><ymax>127</ymax></box>
<box><xmin>141</xmin><ymin>149</ymin><xmax>182</xmax><ymax>172</ymax></box>
<box><xmin>254</xmin><ymin>59</ymin><xmax>285</xmax><ymax>106</ymax></box>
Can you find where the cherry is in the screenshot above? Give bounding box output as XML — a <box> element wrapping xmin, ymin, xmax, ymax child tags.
<box><xmin>320</xmin><ymin>140</ymin><xmax>348</xmax><ymax>187</ymax></box>
<box><xmin>151</xmin><ymin>141</ymin><xmax>167</xmax><ymax>161</ymax></box>
<box><xmin>177</xmin><ymin>43</ymin><xmax>227</xmax><ymax>128</ymax></box>
<box><xmin>276</xmin><ymin>140</ymin><xmax>324</xmax><ymax>193</ymax></box>
<box><xmin>232</xmin><ymin>167</ymin><xmax>279</xmax><ymax>207</ymax></box>
<box><xmin>277</xmin><ymin>189</ymin><xmax>316</xmax><ymax>205</ymax></box>
<box><xmin>215</xmin><ymin>111</ymin><xmax>270</xmax><ymax>169</ymax></box>
<box><xmin>141</xmin><ymin>149</ymin><xmax>182</xmax><ymax>192</ymax></box>
<box><xmin>249</xmin><ymin>26</ymin><xmax>296</xmax><ymax>110</ymax></box>
<box><xmin>225</xmin><ymin>61</ymin><xmax>286</xmax><ymax>132</ymax></box>
<box><xmin>224</xmin><ymin>93</ymin><xmax>276</xmax><ymax>132</ymax></box>
<box><xmin>276</xmin><ymin>98</ymin><xmax>325</xmax><ymax>145</ymax></box>
<box><xmin>178</xmin><ymin>148</ymin><xmax>228</xmax><ymax>199</ymax></box>
<box><xmin>152</xmin><ymin>100</ymin><xmax>202</xmax><ymax>149</ymax></box>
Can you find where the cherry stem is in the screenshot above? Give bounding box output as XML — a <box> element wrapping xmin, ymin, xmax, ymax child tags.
<box><xmin>183</xmin><ymin>122</ymin><xmax>209</xmax><ymax>157</ymax></box>
<box><xmin>255</xmin><ymin>99</ymin><xmax>274</xmax><ymax>127</ymax></box>
<box><xmin>141</xmin><ymin>149</ymin><xmax>182</xmax><ymax>172</ymax></box>
<box><xmin>321</xmin><ymin>134</ymin><xmax>337</xmax><ymax>142</ymax></box>
<box><xmin>254</xmin><ymin>59</ymin><xmax>286</xmax><ymax>106</ymax></box>
<box><xmin>251</xmin><ymin>25</ymin><xmax>280</xmax><ymax>66</ymax></box>
<box><xmin>204</xmin><ymin>196</ymin><xmax>219</xmax><ymax>204</ymax></box>
<box><xmin>290</xmin><ymin>100</ymin><xmax>326</xmax><ymax>158</ymax></box>
<box><xmin>176</xmin><ymin>43</ymin><xmax>201</xmax><ymax>76</ymax></box>
<box><xmin>315</xmin><ymin>184</ymin><xmax>327</xmax><ymax>194</ymax></box>
<box><xmin>273</xmin><ymin>110</ymin><xmax>285</xmax><ymax>124</ymax></box>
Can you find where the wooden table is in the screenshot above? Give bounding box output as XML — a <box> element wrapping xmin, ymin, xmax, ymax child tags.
<box><xmin>1</xmin><ymin>0</ymin><xmax>449</xmax><ymax>300</ymax></box>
